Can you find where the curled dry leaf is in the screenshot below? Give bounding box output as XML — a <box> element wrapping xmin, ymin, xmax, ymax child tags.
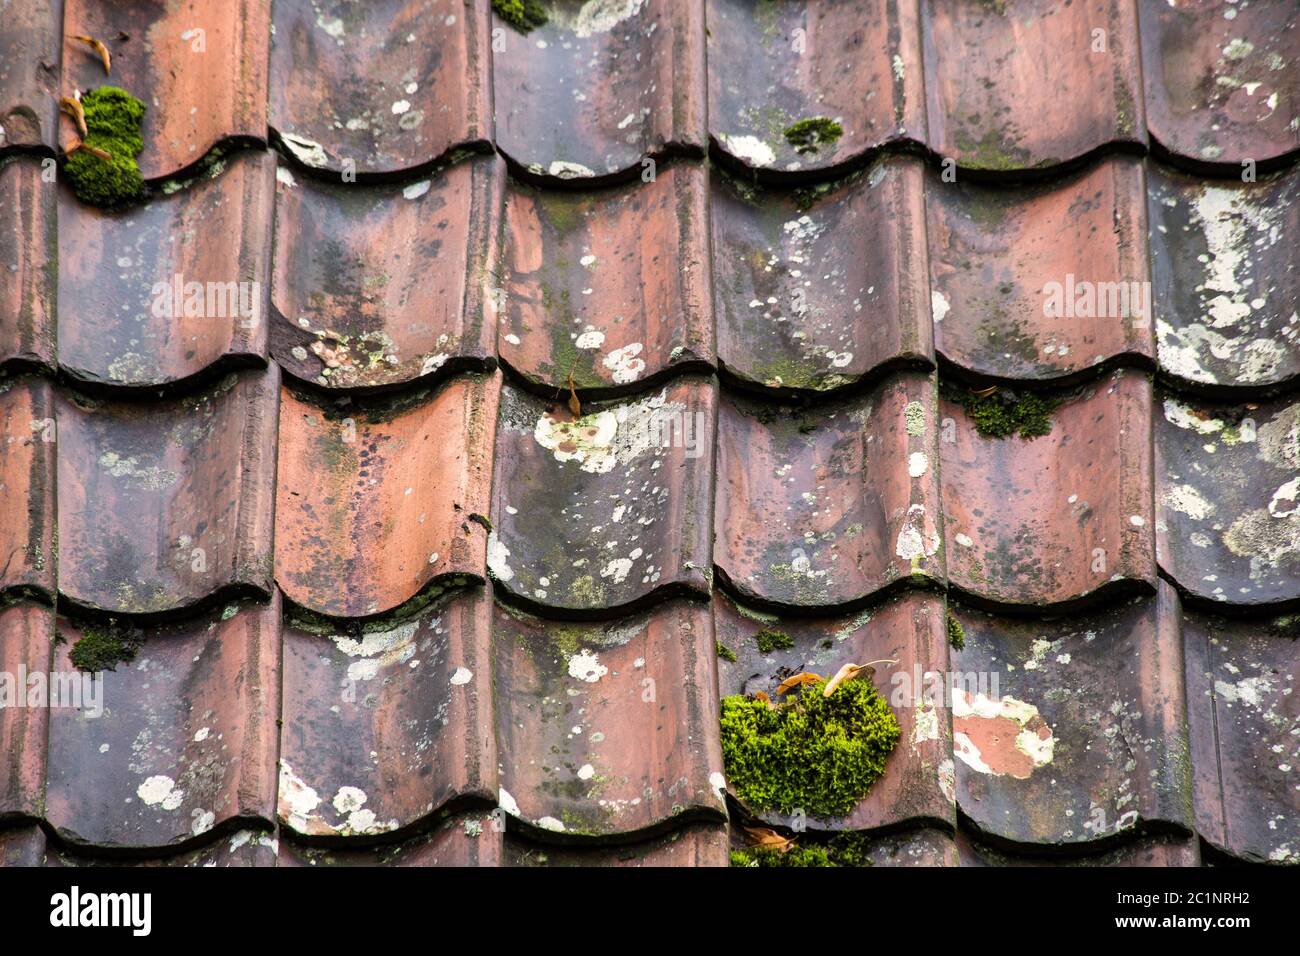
<box><xmin>823</xmin><ymin>658</ymin><xmax>897</xmax><ymax>697</ymax></box>
<box><xmin>69</xmin><ymin>140</ymin><xmax>112</xmax><ymax>161</ymax></box>
<box><xmin>970</xmin><ymin>384</ymin><xmax>998</xmax><ymax>398</ymax></box>
<box><xmin>69</xmin><ymin>34</ymin><xmax>112</xmax><ymax>75</ymax></box>
<box><xmin>742</xmin><ymin>826</ymin><xmax>795</xmax><ymax>852</ymax></box>
<box><xmin>774</xmin><ymin>671</ymin><xmax>821</xmax><ymax>696</ymax></box>
<box><xmin>59</xmin><ymin>96</ymin><xmax>88</xmax><ymax>137</ymax></box>
<box><xmin>752</xmin><ymin>690</ymin><xmax>777</xmax><ymax>710</ymax></box>
<box><xmin>566</xmin><ymin>371</ymin><xmax>581</xmax><ymax>417</ymax></box>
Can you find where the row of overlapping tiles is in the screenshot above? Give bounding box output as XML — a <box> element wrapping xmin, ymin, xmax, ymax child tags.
<box><xmin>0</xmin><ymin>580</ymin><xmax>1293</xmax><ymax>864</ymax></box>
<box><xmin>4</xmin><ymin>0</ymin><xmax>1297</xmax><ymax>182</ymax></box>
<box><xmin>3</xmin><ymin>148</ymin><xmax>1298</xmax><ymax>394</ymax></box>
<box><xmin>1</xmin><ymin>361</ymin><xmax>1296</xmax><ymax>616</ymax></box>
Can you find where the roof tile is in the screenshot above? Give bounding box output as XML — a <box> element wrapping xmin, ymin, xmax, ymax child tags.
<box><xmin>269</xmin><ymin>0</ymin><xmax>491</xmax><ymax>176</ymax></box>
<box><xmin>500</xmin><ymin>164</ymin><xmax>713</xmax><ymax>394</ymax></box>
<box><xmin>0</xmin><ymin>0</ymin><xmax>61</xmax><ymax>152</ymax></box>
<box><xmin>0</xmin><ymin>376</ymin><xmax>56</xmax><ymax>599</ymax></box>
<box><xmin>0</xmin><ymin>159</ymin><xmax>56</xmax><ymax>372</ymax></box>
<box><xmin>712</xmin><ymin>156</ymin><xmax>933</xmax><ymax>392</ymax></box>
<box><xmin>507</xmin><ymin>822</ymin><xmax>728</xmax><ymax>866</ymax></box>
<box><xmin>0</xmin><ymin>825</ymin><xmax>47</xmax><ymax>866</ymax></box>
<box><xmin>275</xmin><ymin>372</ymin><xmax>499</xmax><ymax>618</ymax></box>
<box><xmin>58</xmin><ymin>150</ymin><xmax>274</xmax><ymax>388</ymax></box>
<box><xmin>62</xmin><ymin>0</ymin><xmax>271</xmax><ymax>179</ymax></box>
<box><xmin>716</xmin><ymin>371</ymin><xmax>943</xmax><ymax>609</ymax></box>
<box><xmin>0</xmin><ymin>603</ymin><xmax>52</xmax><ymax>821</ymax></box>
<box><xmin>57</xmin><ymin>367</ymin><xmax>278</xmax><ymax>614</ymax></box>
<box><xmin>279</xmin><ymin>814</ymin><xmax>502</xmax><ymax>866</ymax></box>
<box><xmin>271</xmin><ymin>153</ymin><xmax>503</xmax><ymax>390</ymax></box>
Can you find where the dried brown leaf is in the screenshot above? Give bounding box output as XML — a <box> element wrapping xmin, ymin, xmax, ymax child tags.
<box><xmin>59</xmin><ymin>96</ymin><xmax>88</xmax><ymax>137</ymax></box>
<box><xmin>970</xmin><ymin>385</ymin><xmax>998</xmax><ymax>398</ymax></box>
<box><xmin>566</xmin><ymin>371</ymin><xmax>581</xmax><ymax>417</ymax></box>
<box><xmin>742</xmin><ymin>826</ymin><xmax>795</xmax><ymax>852</ymax></box>
<box><xmin>774</xmin><ymin>672</ymin><xmax>821</xmax><ymax>696</ymax></box>
<box><xmin>823</xmin><ymin>658</ymin><xmax>897</xmax><ymax>697</ymax></box>
<box><xmin>69</xmin><ymin>34</ymin><xmax>112</xmax><ymax>75</ymax></box>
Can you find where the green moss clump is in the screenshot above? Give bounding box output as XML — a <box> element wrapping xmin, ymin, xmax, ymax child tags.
<box><xmin>783</xmin><ymin>117</ymin><xmax>843</xmax><ymax>154</ymax></box>
<box><xmin>753</xmin><ymin>627</ymin><xmax>794</xmax><ymax>653</ymax></box>
<box><xmin>493</xmin><ymin>0</ymin><xmax>548</xmax><ymax>33</ymax></box>
<box><xmin>731</xmin><ymin>831</ymin><xmax>877</xmax><ymax>867</ymax></box>
<box><xmin>960</xmin><ymin>389</ymin><xmax>1059</xmax><ymax>440</ymax></box>
<box><xmin>716</xmin><ymin>640</ymin><xmax>738</xmax><ymax>662</ymax></box>
<box><xmin>720</xmin><ymin>678</ymin><xmax>901</xmax><ymax>818</ymax></box>
<box><xmin>68</xmin><ymin>624</ymin><xmax>142</xmax><ymax>672</ymax></box>
<box><xmin>64</xmin><ymin>86</ymin><xmax>146</xmax><ymax>207</ymax></box>
<box><xmin>946</xmin><ymin>612</ymin><xmax>965</xmax><ymax>650</ymax></box>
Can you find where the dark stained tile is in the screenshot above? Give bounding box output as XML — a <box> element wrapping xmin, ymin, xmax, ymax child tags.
<box><xmin>500</xmin><ymin>164</ymin><xmax>712</xmax><ymax>394</ymax></box>
<box><xmin>272</xmin><ymin>154</ymin><xmax>503</xmax><ymax>389</ymax></box>
<box><xmin>58</xmin><ymin>150</ymin><xmax>274</xmax><ymax>388</ymax></box>
<box><xmin>0</xmin><ymin>377</ymin><xmax>56</xmax><ymax>599</ymax></box>
<box><xmin>941</xmin><ymin>371</ymin><xmax>1156</xmax><ymax>607</ymax></box>
<box><xmin>507</xmin><ymin>822</ymin><xmax>728</xmax><ymax>867</ymax></box>
<box><xmin>280</xmin><ymin>813</ymin><xmax>503</xmax><ymax>866</ymax></box>
<box><xmin>921</xmin><ymin>0</ymin><xmax>1145</xmax><ymax>171</ymax></box>
<box><xmin>276</xmin><ymin>372</ymin><xmax>499</xmax><ymax>618</ymax></box>
<box><xmin>49</xmin><ymin>828</ymin><xmax>280</xmax><ymax>867</ymax></box>
<box><xmin>57</xmin><ymin>368</ymin><xmax>278</xmax><ymax>614</ymax></box>
<box><xmin>714</xmin><ymin>590</ymin><xmax>955</xmax><ymax>833</ymax></box>
<box><xmin>493</xmin><ymin>0</ymin><xmax>706</xmax><ymax>183</ymax></box>
<box><xmin>957</xmin><ymin>831</ymin><xmax>1201</xmax><ymax>866</ymax></box>
<box><xmin>0</xmin><ymin>0</ymin><xmax>61</xmax><ymax>151</ymax></box>
<box><xmin>1140</xmin><ymin>0</ymin><xmax>1300</xmax><ymax>167</ymax></box>
<box><xmin>1156</xmin><ymin>391</ymin><xmax>1300</xmax><ymax>606</ymax></box>
<box><xmin>493</xmin><ymin>598</ymin><xmax>725</xmax><ymax>839</ymax></box>
<box><xmin>0</xmin><ymin>825</ymin><xmax>46</xmax><ymax>866</ymax></box>
<box><xmin>949</xmin><ymin>584</ymin><xmax>1193</xmax><ymax>848</ymax></box>
<box><xmin>1184</xmin><ymin>608</ymin><xmax>1300</xmax><ymax>864</ymax></box>
<box><xmin>62</xmin><ymin>0</ymin><xmax>272</xmax><ymax>179</ymax></box>
<box><xmin>45</xmin><ymin>597</ymin><xmax>281</xmax><ymax>852</ymax></box>
<box><xmin>279</xmin><ymin>587</ymin><xmax>495</xmax><ymax>838</ymax></box>
<box><xmin>842</xmin><ymin>828</ymin><xmax>958</xmax><ymax>867</ymax></box>
<box><xmin>712</xmin><ymin>156</ymin><xmax>932</xmax><ymax>392</ymax></box>
<box><xmin>0</xmin><ymin>603</ymin><xmax>53</xmax><ymax>821</ymax></box>
<box><xmin>0</xmin><ymin>159</ymin><xmax>56</xmax><ymax>371</ymax></box>
<box><xmin>1148</xmin><ymin>165</ymin><xmax>1300</xmax><ymax>390</ymax></box>
<box><xmin>707</xmin><ymin>0</ymin><xmax>925</xmax><ymax>176</ymax></box>
<box><xmin>489</xmin><ymin>378</ymin><xmax>714</xmax><ymax>613</ymax></box>
<box><xmin>269</xmin><ymin>0</ymin><xmax>490</xmax><ymax>176</ymax></box>
<box><xmin>716</xmin><ymin>371</ymin><xmax>943</xmax><ymax>608</ymax></box>
<box><xmin>928</xmin><ymin>156</ymin><xmax>1154</xmax><ymax>380</ymax></box>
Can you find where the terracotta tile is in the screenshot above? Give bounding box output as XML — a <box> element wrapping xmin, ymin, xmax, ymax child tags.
<box><xmin>493</xmin><ymin>0</ymin><xmax>705</xmax><ymax>183</ymax></box>
<box><xmin>494</xmin><ymin>598</ymin><xmax>725</xmax><ymax>839</ymax></box>
<box><xmin>62</xmin><ymin>0</ymin><xmax>271</xmax><ymax>179</ymax></box>
<box><xmin>57</xmin><ymin>368</ymin><xmax>279</xmax><ymax>614</ymax></box>
<box><xmin>843</xmin><ymin>828</ymin><xmax>958</xmax><ymax>867</ymax></box>
<box><xmin>272</xmin><ymin>154</ymin><xmax>503</xmax><ymax>390</ymax></box>
<box><xmin>489</xmin><ymin>378</ymin><xmax>714</xmax><ymax>613</ymax></box>
<box><xmin>0</xmin><ymin>603</ymin><xmax>53</xmax><ymax>821</ymax></box>
<box><xmin>280</xmin><ymin>813</ymin><xmax>503</xmax><ymax>866</ymax></box>
<box><xmin>712</xmin><ymin>156</ymin><xmax>932</xmax><ymax>392</ymax></box>
<box><xmin>275</xmin><ymin>372</ymin><xmax>499</xmax><ymax>617</ymax></box>
<box><xmin>0</xmin><ymin>160</ymin><xmax>56</xmax><ymax>371</ymax></box>
<box><xmin>1148</xmin><ymin>165</ymin><xmax>1300</xmax><ymax>390</ymax></box>
<box><xmin>1156</xmin><ymin>391</ymin><xmax>1300</xmax><ymax>606</ymax></box>
<box><xmin>707</xmin><ymin>0</ymin><xmax>925</xmax><ymax>177</ymax></box>
<box><xmin>58</xmin><ymin>150</ymin><xmax>274</xmax><ymax>388</ymax></box>
<box><xmin>949</xmin><ymin>584</ymin><xmax>1193</xmax><ymax>848</ymax></box>
<box><xmin>269</xmin><ymin>0</ymin><xmax>491</xmax><ymax>175</ymax></box>
<box><xmin>49</xmin><ymin>829</ymin><xmax>280</xmax><ymax>867</ymax></box>
<box><xmin>1184</xmin><ymin>607</ymin><xmax>1300</xmax><ymax>864</ymax></box>
<box><xmin>0</xmin><ymin>377</ymin><xmax>56</xmax><ymax>598</ymax></box>
<box><xmin>500</xmin><ymin>164</ymin><xmax>713</xmax><ymax>394</ymax></box>
<box><xmin>0</xmin><ymin>0</ymin><xmax>61</xmax><ymax>151</ymax></box>
<box><xmin>0</xmin><ymin>825</ymin><xmax>46</xmax><ymax>866</ymax></box>
<box><xmin>279</xmin><ymin>587</ymin><xmax>495</xmax><ymax>838</ymax></box>
<box><xmin>957</xmin><ymin>831</ymin><xmax>1201</xmax><ymax>866</ymax></box>
<box><xmin>507</xmin><ymin>822</ymin><xmax>728</xmax><ymax>867</ymax></box>
<box><xmin>921</xmin><ymin>0</ymin><xmax>1144</xmax><ymax>171</ymax></box>
<box><xmin>45</xmin><ymin>597</ymin><xmax>281</xmax><ymax>851</ymax></box>
<box><xmin>714</xmin><ymin>590</ymin><xmax>955</xmax><ymax>833</ymax></box>
<box><xmin>1140</xmin><ymin>0</ymin><xmax>1300</xmax><ymax>167</ymax></box>
<box><xmin>927</xmin><ymin>156</ymin><xmax>1154</xmax><ymax>380</ymax></box>
<box><xmin>941</xmin><ymin>370</ymin><xmax>1155</xmax><ymax>607</ymax></box>
<box><xmin>716</xmin><ymin>371</ymin><xmax>943</xmax><ymax>608</ymax></box>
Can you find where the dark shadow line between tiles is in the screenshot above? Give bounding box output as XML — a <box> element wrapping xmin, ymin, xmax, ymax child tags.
<box><xmin>53</xmin><ymin>582</ymin><xmax>275</xmax><ymax>630</ymax></box>
<box><xmin>944</xmin><ymin>576</ymin><xmax>1159</xmax><ymax>621</ymax></box>
<box><xmin>276</xmin><ymin>790</ymin><xmax>498</xmax><ymax>853</ymax></box>
<box><xmin>49</xmin><ymin>351</ymin><xmax>269</xmax><ymax>404</ymax></box>
<box><xmin>1197</xmin><ymin>836</ymin><xmax>1274</xmax><ymax>868</ymax></box>
<box><xmin>488</xmin><ymin>571</ymin><xmax>711</xmax><ymax>625</ymax></box>
<box><xmin>724</xmin><ymin>791</ymin><xmax>956</xmax><ymax>844</ymax></box>
<box><xmin>0</xmin><ymin>142</ymin><xmax>57</xmax><ymax>164</ymax></box>
<box><xmin>715</xmin><ymin>352</ymin><xmax>937</xmax><ymax>407</ymax></box>
<box><xmin>276</xmin><ymin>576</ymin><xmax>486</xmax><ymax>634</ymax></box>
<box><xmin>267</xmin><ymin>127</ymin><xmax>496</xmax><ymax>186</ymax></box>
<box><xmin>1153</xmin><ymin>366</ymin><xmax>1300</xmax><ymax>405</ymax></box>
<box><xmin>504</xmin><ymin>817</ymin><xmax>727</xmax><ymax>862</ymax></box>
<box><xmin>31</xmin><ymin>811</ymin><xmax>278</xmax><ymax>863</ymax></box>
<box><xmin>935</xmin><ymin>349</ymin><xmax>1157</xmax><ymax>393</ymax></box>
<box><xmin>712</xmin><ymin>565</ymin><xmax>946</xmax><ymax>621</ymax></box>
<box><xmin>954</xmin><ymin>803</ymin><xmax>1195</xmax><ymax>861</ymax></box>
<box><xmin>1147</xmin><ymin>133</ymin><xmax>1300</xmax><ymax>181</ymax></box>
<box><xmin>275</xmin><ymin>349</ymin><xmax>499</xmax><ymax>403</ymax></box>
<box><xmin>0</xmin><ymin>584</ymin><xmax>55</xmax><ymax>612</ymax></box>
<box><xmin>503</xmin><ymin>801</ymin><xmax>729</xmax><ymax>850</ymax></box>
<box><xmin>1155</xmin><ymin>566</ymin><xmax>1300</xmax><ymax>620</ymax></box>
<box><xmin>495</xmin><ymin>352</ymin><xmax>715</xmax><ymax>406</ymax></box>
<box><xmin>496</xmin><ymin>140</ymin><xmax>708</xmax><ymax>192</ymax></box>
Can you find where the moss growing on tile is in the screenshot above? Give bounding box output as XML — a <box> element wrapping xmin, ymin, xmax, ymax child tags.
<box><xmin>716</xmin><ymin>640</ymin><xmax>738</xmax><ymax>662</ymax></box>
<box><xmin>720</xmin><ymin>677</ymin><xmax>900</xmax><ymax>817</ymax></box>
<box><xmin>64</xmin><ymin>86</ymin><xmax>147</xmax><ymax>207</ymax></box>
<box><xmin>959</xmin><ymin>388</ymin><xmax>1059</xmax><ymax>440</ymax></box>
<box><xmin>783</xmin><ymin>116</ymin><xmax>843</xmax><ymax>155</ymax></box>
<box><xmin>493</xmin><ymin>0</ymin><xmax>548</xmax><ymax>33</ymax></box>
<box><xmin>753</xmin><ymin>627</ymin><xmax>794</xmax><ymax>653</ymax></box>
<box><xmin>730</xmin><ymin>831</ymin><xmax>877</xmax><ymax>867</ymax></box>
<box><xmin>68</xmin><ymin>624</ymin><xmax>142</xmax><ymax>672</ymax></box>
<box><xmin>946</xmin><ymin>612</ymin><xmax>966</xmax><ymax>650</ymax></box>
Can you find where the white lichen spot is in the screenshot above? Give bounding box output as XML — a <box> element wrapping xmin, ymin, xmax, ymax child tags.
<box><xmin>487</xmin><ymin>531</ymin><xmax>515</xmax><ymax>582</ymax></box>
<box><xmin>722</xmin><ymin>133</ymin><xmax>776</xmax><ymax>168</ymax></box>
<box><xmin>137</xmin><ymin>775</ymin><xmax>182</xmax><ymax>809</ymax></box>
<box><xmin>603</xmin><ymin>342</ymin><xmax>645</xmax><ymax>384</ymax></box>
<box><xmin>568</xmin><ymin>649</ymin><xmax>608</xmax><ymax>683</ymax></box>
<box><xmin>931</xmin><ymin>289</ymin><xmax>950</xmax><ymax>324</ymax></box>
<box><xmin>403</xmin><ymin>179</ymin><xmax>431</xmax><ymax>200</ymax></box>
<box><xmin>280</xmin><ymin>133</ymin><xmax>329</xmax><ymax>169</ymax></box>
<box><xmin>450</xmin><ymin>666</ymin><xmax>473</xmax><ymax>686</ymax></box>
<box><xmin>575</xmin><ymin>328</ymin><xmax>606</xmax><ymax>350</ymax></box>
<box><xmin>908</xmin><ymin>451</ymin><xmax>928</xmax><ymax>478</ymax></box>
